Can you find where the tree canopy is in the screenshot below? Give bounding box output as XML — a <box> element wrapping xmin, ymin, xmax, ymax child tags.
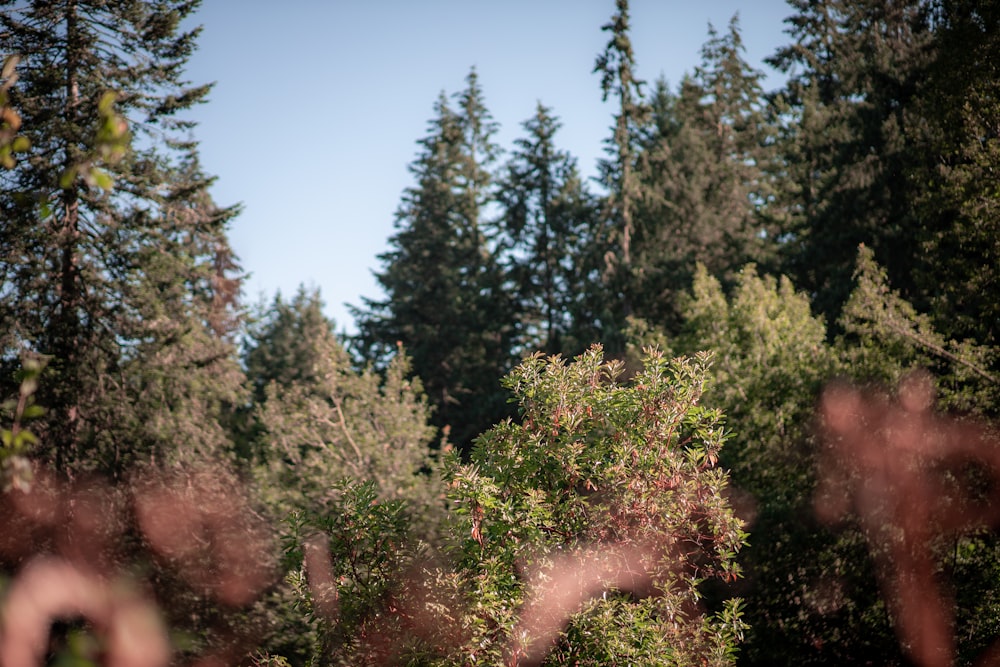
<box><xmin>2</xmin><ymin>1</ymin><xmax>999</xmax><ymax>665</ymax></box>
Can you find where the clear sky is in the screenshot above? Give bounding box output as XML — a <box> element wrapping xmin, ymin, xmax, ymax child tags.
<box><xmin>183</xmin><ymin>1</ymin><xmax>793</xmax><ymax>334</ymax></box>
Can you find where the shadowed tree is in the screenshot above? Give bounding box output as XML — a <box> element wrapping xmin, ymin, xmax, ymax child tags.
<box><xmin>593</xmin><ymin>0</ymin><xmax>650</xmax><ymax>346</ymax></box>
<box><xmin>496</xmin><ymin>102</ymin><xmax>602</xmax><ymax>357</ymax></box>
<box><xmin>768</xmin><ymin>0</ymin><xmax>934</xmax><ymax>324</ymax></box>
<box><xmin>632</xmin><ymin>16</ymin><xmax>779</xmax><ymax>333</ymax></box>
<box><xmin>0</xmin><ymin>0</ymin><xmax>244</xmax><ymax>475</ymax></box>
<box><xmin>352</xmin><ymin>70</ymin><xmax>516</xmax><ymax>451</ymax></box>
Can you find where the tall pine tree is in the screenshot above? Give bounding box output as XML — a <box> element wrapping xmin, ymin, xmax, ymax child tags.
<box><xmin>768</xmin><ymin>0</ymin><xmax>934</xmax><ymax>324</ymax></box>
<box><xmin>632</xmin><ymin>17</ymin><xmax>778</xmax><ymax>332</ymax></box>
<box><xmin>910</xmin><ymin>0</ymin><xmax>1000</xmax><ymax>348</ymax></box>
<box><xmin>594</xmin><ymin>0</ymin><xmax>649</xmax><ymax>344</ymax></box>
<box><xmin>353</xmin><ymin>70</ymin><xmax>514</xmax><ymax>451</ymax></box>
<box><xmin>496</xmin><ymin>103</ymin><xmax>602</xmax><ymax>357</ymax></box>
<box><xmin>0</xmin><ymin>0</ymin><xmax>244</xmax><ymax>475</ymax></box>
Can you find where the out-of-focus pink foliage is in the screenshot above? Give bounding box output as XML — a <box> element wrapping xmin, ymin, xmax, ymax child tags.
<box><xmin>0</xmin><ymin>463</ymin><xmax>276</xmax><ymax>667</ymax></box>
<box><xmin>816</xmin><ymin>370</ymin><xmax>1000</xmax><ymax>667</ymax></box>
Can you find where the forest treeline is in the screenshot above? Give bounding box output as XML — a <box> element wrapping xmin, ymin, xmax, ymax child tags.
<box><xmin>1</xmin><ymin>0</ymin><xmax>999</xmax><ymax>666</ymax></box>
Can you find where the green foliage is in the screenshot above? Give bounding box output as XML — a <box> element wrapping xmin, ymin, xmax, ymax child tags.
<box><xmin>496</xmin><ymin>103</ymin><xmax>604</xmax><ymax>357</ymax></box>
<box><xmin>0</xmin><ymin>354</ymin><xmax>46</xmax><ymax>491</ymax></box>
<box><xmin>658</xmin><ymin>255</ymin><xmax>1000</xmax><ymax>665</ymax></box>
<box><xmin>0</xmin><ymin>55</ymin><xmax>29</xmax><ymax>169</ymax></box>
<box><xmin>254</xmin><ymin>332</ymin><xmax>441</xmax><ymax>523</ymax></box>
<box><xmin>282</xmin><ymin>480</ymin><xmax>424</xmax><ymax>666</ymax></box>
<box><xmin>353</xmin><ymin>69</ymin><xmax>517</xmax><ymax>450</ymax></box>
<box><xmin>58</xmin><ymin>91</ymin><xmax>130</xmax><ymax>191</ymax></box>
<box><xmin>632</xmin><ymin>17</ymin><xmax>779</xmax><ymax>333</ymax></box>
<box><xmin>245</xmin><ymin>287</ymin><xmax>339</xmax><ymax>405</ymax></box>
<box><xmin>0</xmin><ymin>0</ymin><xmax>245</xmax><ymax>475</ymax></box>
<box><xmin>768</xmin><ymin>0</ymin><xmax>936</xmax><ymax>323</ymax></box>
<box><xmin>3</xmin><ymin>2</ymin><xmax>999</xmax><ymax>665</ymax></box>
<box><xmin>442</xmin><ymin>346</ymin><xmax>746</xmax><ymax>665</ymax></box>
<box><xmin>676</xmin><ymin>264</ymin><xmax>836</xmax><ymax>507</ymax></box>
<box><xmin>593</xmin><ymin>0</ymin><xmax>651</xmax><ymax>340</ymax></box>
<box><xmin>910</xmin><ymin>0</ymin><xmax>1000</xmax><ymax>348</ymax></box>
<box><xmin>660</xmin><ymin>263</ymin><xmax>896</xmax><ymax>666</ymax></box>
<box><xmin>841</xmin><ymin>245</ymin><xmax>999</xmax><ymax>415</ymax></box>
<box><xmin>245</xmin><ymin>288</ymin><xmax>444</xmax><ymax>664</ymax></box>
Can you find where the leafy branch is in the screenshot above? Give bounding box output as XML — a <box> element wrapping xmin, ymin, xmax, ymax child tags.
<box><xmin>1</xmin><ymin>355</ymin><xmax>48</xmax><ymax>491</ymax></box>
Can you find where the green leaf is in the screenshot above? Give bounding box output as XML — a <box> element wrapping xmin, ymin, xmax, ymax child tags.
<box><xmin>91</xmin><ymin>168</ymin><xmax>114</xmax><ymax>190</ymax></box>
<box><xmin>20</xmin><ymin>376</ymin><xmax>37</xmax><ymax>397</ymax></box>
<box><xmin>98</xmin><ymin>91</ymin><xmax>117</xmax><ymax>113</ymax></box>
<box><xmin>59</xmin><ymin>166</ymin><xmax>77</xmax><ymax>189</ymax></box>
<box><xmin>22</xmin><ymin>405</ymin><xmax>45</xmax><ymax>419</ymax></box>
<box><xmin>15</xmin><ymin>430</ymin><xmax>37</xmax><ymax>447</ymax></box>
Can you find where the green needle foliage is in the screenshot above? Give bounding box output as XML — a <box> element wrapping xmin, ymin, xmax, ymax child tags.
<box><xmin>0</xmin><ymin>0</ymin><xmax>245</xmax><ymax>475</ymax></box>
<box><xmin>594</xmin><ymin>0</ymin><xmax>650</xmax><ymax>338</ymax></box>
<box><xmin>496</xmin><ymin>103</ymin><xmax>603</xmax><ymax>357</ymax></box>
<box><xmin>633</xmin><ymin>17</ymin><xmax>779</xmax><ymax>334</ymax></box>
<box><xmin>353</xmin><ymin>70</ymin><xmax>517</xmax><ymax>451</ymax></box>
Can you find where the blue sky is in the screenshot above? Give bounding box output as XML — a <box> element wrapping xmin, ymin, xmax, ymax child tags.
<box><xmin>183</xmin><ymin>1</ymin><xmax>793</xmax><ymax>334</ymax></box>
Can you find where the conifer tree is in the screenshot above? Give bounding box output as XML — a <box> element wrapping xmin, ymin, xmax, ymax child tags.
<box><xmin>910</xmin><ymin>0</ymin><xmax>1000</xmax><ymax>348</ymax></box>
<box><xmin>244</xmin><ymin>286</ymin><xmax>336</xmax><ymax>406</ymax></box>
<box><xmin>594</xmin><ymin>0</ymin><xmax>649</xmax><ymax>340</ymax></box>
<box><xmin>0</xmin><ymin>0</ymin><xmax>244</xmax><ymax>475</ymax></box>
<box><xmin>353</xmin><ymin>70</ymin><xmax>515</xmax><ymax>450</ymax></box>
<box><xmin>245</xmin><ymin>287</ymin><xmax>440</xmax><ymax>518</ymax></box>
<box><xmin>768</xmin><ymin>0</ymin><xmax>934</xmax><ymax>323</ymax></box>
<box><xmin>632</xmin><ymin>17</ymin><xmax>778</xmax><ymax>332</ymax></box>
<box><xmin>496</xmin><ymin>103</ymin><xmax>602</xmax><ymax>356</ymax></box>
<box><xmin>236</xmin><ymin>288</ymin><xmax>443</xmax><ymax>666</ymax></box>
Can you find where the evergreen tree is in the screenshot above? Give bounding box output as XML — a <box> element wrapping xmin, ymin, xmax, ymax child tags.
<box><xmin>242</xmin><ymin>287</ymin><xmax>443</xmax><ymax>665</ymax></box>
<box><xmin>910</xmin><ymin>0</ymin><xmax>1000</xmax><ymax>349</ymax></box>
<box><xmin>496</xmin><ymin>102</ymin><xmax>602</xmax><ymax>357</ymax></box>
<box><xmin>0</xmin><ymin>0</ymin><xmax>243</xmax><ymax>475</ymax></box>
<box><xmin>353</xmin><ymin>70</ymin><xmax>515</xmax><ymax>450</ymax></box>
<box><xmin>250</xmin><ymin>288</ymin><xmax>440</xmax><ymax>518</ymax></box>
<box><xmin>594</xmin><ymin>0</ymin><xmax>650</xmax><ymax>342</ymax></box>
<box><xmin>668</xmin><ymin>267</ymin><xmax>899</xmax><ymax>667</ymax></box>
<box><xmin>768</xmin><ymin>0</ymin><xmax>934</xmax><ymax>324</ymax></box>
<box><xmin>632</xmin><ymin>17</ymin><xmax>778</xmax><ymax>332</ymax></box>
<box><xmin>244</xmin><ymin>286</ymin><xmax>336</xmax><ymax>406</ymax></box>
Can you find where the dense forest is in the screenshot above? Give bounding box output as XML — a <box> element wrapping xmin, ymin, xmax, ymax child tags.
<box><xmin>1</xmin><ymin>0</ymin><xmax>999</xmax><ymax>665</ymax></box>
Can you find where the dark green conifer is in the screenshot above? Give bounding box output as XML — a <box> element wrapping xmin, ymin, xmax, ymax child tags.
<box><xmin>768</xmin><ymin>0</ymin><xmax>934</xmax><ymax>324</ymax></box>
<box><xmin>910</xmin><ymin>0</ymin><xmax>1000</xmax><ymax>348</ymax></box>
<box><xmin>496</xmin><ymin>103</ymin><xmax>602</xmax><ymax>356</ymax></box>
<box><xmin>594</xmin><ymin>0</ymin><xmax>650</xmax><ymax>342</ymax></box>
<box><xmin>0</xmin><ymin>0</ymin><xmax>244</xmax><ymax>475</ymax></box>
<box><xmin>353</xmin><ymin>70</ymin><xmax>515</xmax><ymax>451</ymax></box>
<box><xmin>633</xmin><ymin>17</ymin><xmax>778</xmax><ymax>332</ymax></box>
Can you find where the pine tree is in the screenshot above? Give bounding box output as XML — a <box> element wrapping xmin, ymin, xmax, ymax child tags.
<box><xmin>496</xmin><ymin>103</ymin><xmax>602</xmax><ymax>357</ymax></box>
<box><xmin>768</xmin><ymin>0</ymin><xmax>934</xmax><ymax>324</ymax></box>
<box><xmin>353</xmin><ymin>70</ymin><xmax>515</xmax><ymax>451</ymax></box>
<box><xmin>245</xmin><ymin>286</ymin><xmax>337</xmax><ymax>406</ymax></box>
<box><xmin>0</xmin><ymin>0</ymin><xmax>244</xmax><ymax>475</ymax></box>
<box><xmin>910</xmin><ymin>0</ymin><xmax>1000</xmax><ymax>348</ymax></box>
<box><xmin>246</xmin><ymin>289</ymin><xmax>444</xmax><ymax>666</ymax></box>
<box><xmin>246</xmin><ymin>287</ymin><xmax>440</xmax><ymax>516</ymax></box>
<box><xmin>632</xmin><ymin>17</ymin><xmax>778</xmax><ymax>332</ymax></box>
<box><xmin>594</xmin><ymin>0</ymin><xmax>650</xmax><ymax>341</ymax></box>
